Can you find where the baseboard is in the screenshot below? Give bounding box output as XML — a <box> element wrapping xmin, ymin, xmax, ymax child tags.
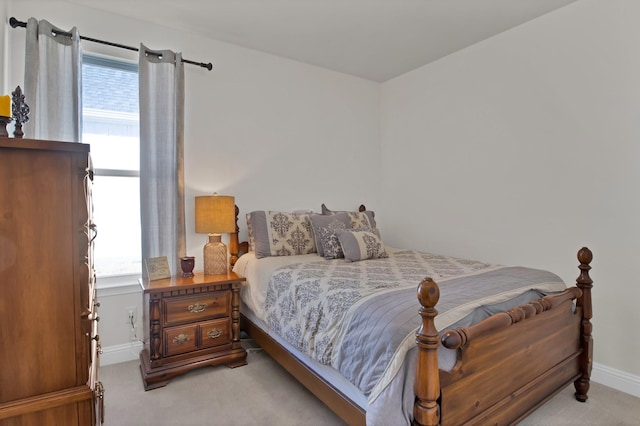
<box><xmin>100</xmin><ymin>341</ymin><xmax>143</xmax><ymax>366</ymax></box>
<box><xmin>592</xmin><ymin>362</ymin><xmax>640</xmax><ymax>398</ymax></box>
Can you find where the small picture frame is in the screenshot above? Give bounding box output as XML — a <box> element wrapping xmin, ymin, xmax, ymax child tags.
<box><xmin>146</xmin><ymin>256</ymin><xmax>171</xmax><ymax>281</ymax></box>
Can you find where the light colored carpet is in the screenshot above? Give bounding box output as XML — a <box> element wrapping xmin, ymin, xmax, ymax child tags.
<box><xmin>100</xmin><ymin>344</ymin><xmax>639</xmax><ymax>425</ymax></box>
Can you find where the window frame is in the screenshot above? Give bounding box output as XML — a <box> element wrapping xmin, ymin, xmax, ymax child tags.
<box><xmin>83</xmin><ymin>53</ymin><xmax>142</xmax><ymax>288</ymax></box>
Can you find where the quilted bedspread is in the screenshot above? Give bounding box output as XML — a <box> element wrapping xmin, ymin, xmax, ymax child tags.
<box><xmin>262</xmin><ymin>249</ymin><xmax>566</xmax><ymax>406</ymax></box>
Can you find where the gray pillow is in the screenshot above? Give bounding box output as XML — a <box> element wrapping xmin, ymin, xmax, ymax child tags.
<box><xmin>336</xmin><ymin>228</ymin><xmax>388</xmax><ymax>262</ymax></box>
<box><xmin>309</xmin><ymin>212</ymin><xmax>351</xmax><ymax>257</ymax></box>
<box><xmin>249</xmin><ymin>211</ymin><xmax>316</xmax><ymax>258</ymax></box>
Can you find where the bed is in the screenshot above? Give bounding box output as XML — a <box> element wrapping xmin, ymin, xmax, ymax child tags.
<box><xmin>228</xmin><ymin>205</ymin><xmax>593</xmax><ymax>426</ymax></box>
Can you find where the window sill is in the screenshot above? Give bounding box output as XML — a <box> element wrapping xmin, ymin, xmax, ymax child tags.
<box><xmin>96</xmin><ymin>273</ymin><xmax>141</xmax><ymax>297</ymax></box>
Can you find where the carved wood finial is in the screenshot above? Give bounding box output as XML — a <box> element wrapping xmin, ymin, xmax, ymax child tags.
<box><xmin>234</xmin><ymin>204</ymin><xmax>240</xmax><ymax>233</ymax></box>
<box><xmin>577</xmin><ymin>246</ymin><xmax>593</xmax><ymax>267</ymax></box>
<box><xmin>574</xmin><ymin>246</ymin><xmax>594</xmax><ymax>402</ymax></box>
<box><xmin>229</xmin><ymin>204</ymin><xmax>241</xmax><ymax>268</ymax></box>
<box><xmin>576</xmin><ymin>247</ymin><xmax>593</xmax><ymax>295</ymax></box>
<box><xmin>417</xmin><ymin>277</ymin><xmax>439</xmax><ymax>309</ymax></box>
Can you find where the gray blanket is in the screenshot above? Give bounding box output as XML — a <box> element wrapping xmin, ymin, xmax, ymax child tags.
<box><xmin>335</xmin><ymin>266</ymin><xmax>565</xmax><ymax>401</ymax></box>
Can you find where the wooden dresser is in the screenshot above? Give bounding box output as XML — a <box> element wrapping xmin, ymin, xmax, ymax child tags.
<box><xmin>139</xmin><ymin>272</ymin><xmax>247</xmax><ymax>390</ymax></box>
<box><xmin>0</xmin><ymin>138</ymin><xmax>102</xmax><ymax>425</ymax></box>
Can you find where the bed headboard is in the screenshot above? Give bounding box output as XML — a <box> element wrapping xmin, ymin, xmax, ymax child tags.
<box><xmin>229</xmin><ymin>205</ymin><xmax>247</xmax><ymax>268</ymax></box>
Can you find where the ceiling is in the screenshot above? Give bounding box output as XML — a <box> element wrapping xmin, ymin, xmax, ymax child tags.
<box><xmin>66</xmin><ymin>0</ymin><xmax>578</xmax><ymax>82</ymax></box>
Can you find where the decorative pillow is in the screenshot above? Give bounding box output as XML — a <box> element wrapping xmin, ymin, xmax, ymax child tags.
<box><xmin>248</xmin><ymin>211</ymin><xmax>316</xmax><ymax>259</ymax></box>
<box><xmin>309</xmin><ymin>212</ymin><xmax>352</xmax><ymax>257</ymax></box>
<box><xmin>336</xmin><ymin>228</ymin><xmax>388</xmax><ymax>262</ymax></box>
<box><xmin>346</xmin><ymin>211</ymin><xmax>375</xmax><ymax>229</ymax></box>
<box><xmin>317</xmin><ymin>225</ymin><xmax>347</xmax><ymax>259</ymax></box>
<box><xmin>320</xmin><ymin>203</ymin><xmax>376</xmax><ymax>229</ymax></box>
<box><xmin>247</xmin><ymin>210</ymin><xmax>314</xmax><ymax>252</ymax></box>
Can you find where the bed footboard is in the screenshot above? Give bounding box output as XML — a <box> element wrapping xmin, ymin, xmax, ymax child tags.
<box><xmin>413</xmin><ymin>247</ymin><xmax>594</xmax><ymax>426</ymax></box>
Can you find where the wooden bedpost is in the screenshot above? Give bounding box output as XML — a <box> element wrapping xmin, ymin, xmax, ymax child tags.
<box><xmin>574</xmin><ymin>247</ymin><xmax>594</xmax><ymax>402</ymax></box>
<box><xmin>414</xmin><ymin>277</ymin><xmax>441</xmax><ymax>426</ymax></box>
<box><xmin>229</xmin><ymin>205</ymin><xmax>240</xmax><ymax>268</ymax></box>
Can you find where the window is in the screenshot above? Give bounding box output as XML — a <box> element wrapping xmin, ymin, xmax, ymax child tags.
<box><xmin>82</xmin><ymin>55</ymin><xmax>141</xmax><ymax>280</ymax></box>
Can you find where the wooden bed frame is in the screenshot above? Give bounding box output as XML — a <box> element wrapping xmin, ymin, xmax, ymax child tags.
<box><xmin>229</xmin><ymin>206</ymin><xmax>593</xmax><ymax>426</ymax></box>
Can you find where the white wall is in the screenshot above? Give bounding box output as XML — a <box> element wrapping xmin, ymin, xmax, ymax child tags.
<box><xmin>2</xmin><ymin>0</ymin><xmax>380</xmax><ymax>352</ymax></box>
<box><xmin>380</xmin><ymin>0</ymin><xmax>640</xmax><ymax>379</ymax></box>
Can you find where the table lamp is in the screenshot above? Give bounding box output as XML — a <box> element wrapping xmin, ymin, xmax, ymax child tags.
<box><xmin>195</xmin><ymin>194</ymin><xmax>236</xmax><ymax>275</ymax></box>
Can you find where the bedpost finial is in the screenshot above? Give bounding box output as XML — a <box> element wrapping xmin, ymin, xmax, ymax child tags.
<box><xmin>417</xmin><ymin>277</ymin><xmax>439</xmax><ymax>308</ymax></box>
<box><xmin>234</xmin><ymin>204</ymin><xmax>240</xmax><ymax>233</ymax></box>
<box><xmin>578</xmin><ymin>247</ymin><xmax>593</xmax><ymax>265</ymax></box>
<box><xmin>576</xmin><ymin>246</ymin><xmax>593</xmax><ymax>289</ymax></box>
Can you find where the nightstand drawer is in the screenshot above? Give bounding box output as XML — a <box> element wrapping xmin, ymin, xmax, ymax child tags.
<box><xmin>164</xmin><ymin>292</ymin><xmax>230</xmax><ymax>326</ymax></box>
<box><xmin>200</xmin><ymin>318</ymin><xmax>231</xmax><ymax>349</ymax></box>
<box><xmin>164</xmin><ymin>324</ymin><xmax>198</xmax><ymax>356</ymax></box>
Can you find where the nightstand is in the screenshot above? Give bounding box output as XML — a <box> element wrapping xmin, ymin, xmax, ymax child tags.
<box><xmin>138</xmin><ymin>271</ymin><xmax>247</xmax><ymax>390</ymax></box>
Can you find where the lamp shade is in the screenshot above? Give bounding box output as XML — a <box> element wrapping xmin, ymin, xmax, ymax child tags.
<box><xmin>195</xmin><ymin>195</ymin><xmax>236</xmax><ymax>234</ymax></box>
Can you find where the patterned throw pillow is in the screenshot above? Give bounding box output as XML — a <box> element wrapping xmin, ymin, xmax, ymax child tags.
<box><xmin>346</xmin><ymin>211</ymin><xmax>375</xmax><ymax>229</ymax></box>
<box><xmin>309</xmin><ymin>212</ymin><xmax>352</xmax><ymax>257</ymax></box>
<box><xmin>336</xmin><ymin>228</ymin><xmax>388</xmax><ymax>262</ymax></box>
<box><xmin>320</xmin><ymin>203</ymin><xmax>377</xmax><ymax>229</ymax></box>
<box><xmin>317</xmin><ymin>225</ymin><xmax>348</xmax><ymax>259</ymax></box>
<box><xmin>249</xmin><ymin>211</ymin><xmax>316</xmax><ymax>258</ymax></box>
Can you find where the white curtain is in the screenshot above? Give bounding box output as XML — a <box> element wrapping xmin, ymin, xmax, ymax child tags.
<box><xmin>139</xmin><ymin>44</ymin><xmax>186</xmax><ymax>276</ymax></box>
<box><xmin>24</xmin><ymin>18</ymin><xmax>82</xmax><ymax>142</ymax></box>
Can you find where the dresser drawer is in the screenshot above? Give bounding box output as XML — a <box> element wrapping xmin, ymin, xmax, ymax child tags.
<box><xmin>164</xmin><ymin>292</ymin><xmax>230</xmax><ymax>326</ymax></box>
<box><xmin>199</xmin><ymin>318</ymin><xmax>231</xmax><ymax>349</ymax></box>
<box><xmin>164</xmin><ymin>324</ymin><xmax>198</xmax><ymax>357</ymax></box>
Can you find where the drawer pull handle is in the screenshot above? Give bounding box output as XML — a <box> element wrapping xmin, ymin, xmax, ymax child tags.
<box><xmin>187</xmin><ymin>302</ymin><xmax>208</xmax><ymax>313</ymax></box>
<box><xmin>172</xmin><ymin>333</ymin><xmax>190</xmax><ymax>345</ymax></box>
<box><xmin>207</xmin><ymin>328</ymin><xmax>222</xmax><ymax>339</ymax></box>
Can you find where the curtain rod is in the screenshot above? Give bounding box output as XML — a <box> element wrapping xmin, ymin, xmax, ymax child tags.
<box><xmin>9</xmin><ymin>17</ymin><xmax>213</xmax><ymax>71</ymax></box>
